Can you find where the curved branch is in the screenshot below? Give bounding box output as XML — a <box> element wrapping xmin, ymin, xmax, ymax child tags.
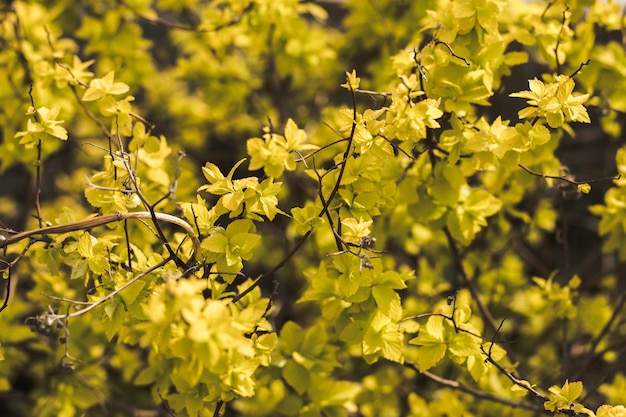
<box><xmin>403</xmin><ymin>360</ymin><xmax>544</xmax><ymax>412</ymax></box>
<box><xmin>0</xmin><ymin>211</ymin><xmax>201</xmax><ymax>253</ymax></box>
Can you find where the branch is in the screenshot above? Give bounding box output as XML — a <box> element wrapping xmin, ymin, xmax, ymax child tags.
<box><xmin>443</xmin><ymin>226</ymin><xmax>498</xmax><ymax>333</ymax></box>
<box><xmin>572</xmin><ymin>291</ymin><xmax>626</xmax><ymax>381</ymax></box>
<box><xmin>0</xmin><ymin>211</ymin><xmax>201</xmax><ymax>254</ymax></box>
<box><xmin>518</xmin><ymin>163</ymin><xmax>620</xmax><ymax>186</ymax></box>
<box><xmin>0</xmin><ymin>260</ymin><xmax>11</xmax><ymax>314</ymax></box>
<box><xmin>120</xmin><ymin>0</ymin><xmax>254</xmax><ymax>33</ymax></box>
<box><xmin>232</xmin><ymin>81</ymin><xmax>359</xmax><ymax>302</ymax></box>
<box><xmin>434</xmin><ymin>40</ymin><xmax>471</xmax><ymax>66</ymax></box>
<box><xmin>403</xmin><ymin>360</ymin><xmax>544</xmax><ymax>412</ymax></box>
<box><xmin>553</xmin><ymin>4</ymin><xmax>570</xmax><ymax>73</ymax></box>
<box><xmin>112</xmin><ymin>124</ymin><xmax>187</xmax><ymax>269</ymax></box>
<box><xmin>47</xmin><ymin>258</ymin><xmax>170</xmax><ymax>320</ymax></box>
<box><xmin>481</xmin><ymin>344</ymin><xmax>547</xmax><ymax>401</ymax></box>
<box><xmin>569</xmin><ymin>59</ymin><xmax>591</xmax><ymax>78</ymax></box>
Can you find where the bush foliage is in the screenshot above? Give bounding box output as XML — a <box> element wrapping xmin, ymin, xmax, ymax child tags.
<box><xmin>1</xmin><ymin>0</ymin><xmax>626</xmax><ymax>416</ymax></box>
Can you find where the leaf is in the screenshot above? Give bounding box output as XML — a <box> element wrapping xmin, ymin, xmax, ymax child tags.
<box><xmin>341</xmin><ymin>69</ymin><xmax>360</xmax><ymax>90</ymax></box>
<box><xmin>467</xmin><ymin>354</ymin><xmax>488</xmax><ymax>382</ymax></box>
<box><xmin>284</xmin><ymin>118</ymin><xmax>308</xmax><ymax>150</ymax></box>
<box><xmin>201</xmin><ymin>233</ymin><xmax>228</xmax><ymax>253</ymax></box>
<box><xmin>119</xmin><ymin>278</ymin><xmax>146</xmax><ymax>306</ymax></box>
<box><xmin>464</xmin><ymin>189</ymin><xmax>502</xmax><ymax>217</ymax></box>
<box><xmin>545</xmin><ymin>380</ymin><xmax>585</xmax><ymax>412</ymax></box>
<box><xmin>596</xmin><ymin>405</ymin><xmax>626</xmax><ymax>417</ymax></box>
<box><xmin>201</xmin><ymin>161</ymin><xmax>227</xmax><ymax>185</ymax></box>
<box><xmin>280</xmin><ymin>321</ymin><xmax>303</xmax><ymax>355</ymax></box>
<box><xmin>283</xmin><ymin>360</ymin><xmax>310</xmax><ymax>395</ymax></box>
<box><xmin>292</xmin><ymin>205</ymin><xmax>325</xmax><ymax>234</ymax></box>
<box><xmin>412</xmin><ymin>335</ymin><xmax>447</xmax><ymax>372</ymax></box>
<box><xmin>577</xmin><ymin>183</ymin><xmax>591</xmax><ymax>194</ymax></box>
<box><xmin>103</xmin><ymin>298</ymin><xmax>126</xmax><ymax>340</ymax></box>
<box><xmin>372</xmin><ymin>286</ymin><xmax>402</xmax><ymax>320</ymax></box>
<box><xmin>341</xmin><ymin>217</ymin><xmax>373</xmax><ymax>245</ymax></box>
<box><xmin>83</xmin><ymin>71</ymin><xmax>129</xmax><ymax>101</ymax></box>
<box><xmin>511</xmin><ymin>380</ymin><xmax>537</xmax><ymax>396</ymax></box>
<box><xmin>409</xmin><ymin>315</ymin><xmax>446</xmax><ymax>371</ymax></box>
<box><xmin>362</xmin><ymin>310</ymin><xmax>404</xmax><ymax>363</ymax></box>
<box><xmin>448</xmin><ymin>332</ymin><xmax>481</xmax><ymax>359</ymax></box>
<box><xmin>15</xmin><ymin>105</ymin><xmax>68</xmax><ymax>146</ymax></box>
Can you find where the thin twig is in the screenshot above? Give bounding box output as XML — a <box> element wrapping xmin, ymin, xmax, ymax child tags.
<box><xmin>569</xmin><ymin>59</ymin><xmax>591</xmax><ymax>78</ymax></box>
<box><xmin>443</xmin><ymin>227</ymin><xmax>498</xmax><ymax>333</ymax></box>
<box><xmin>27</xmin><ymin>86</ymin><xmax>44</xmax><ymax>228</ymax></box>
<box><xmin>403</xmin><ymin>360</ymin><xmax>544</xmax><ymax>412</ymax></box>
<box><xmin>481</xmin><ymin>345</ymin><xmax>547</xmax><ymax>401</ymax></box>
<box><xmin>50</xmin><ymin>257</ymin><xmax>170</xmax><ymax>320</ymax></box>
<box><xmin>434</xmin><ymin>40</ymin><xmax>471</xmax><ymax>66</ymax></box>
<box><xmin>0</xmin><ymin>260</ymin><xmax>11</xmax><ymax>314</ymax></box>
<box><xmin>112</xmin><ymin>120</ymin><xmax>187</xmax><ymax>269</ymax></box>
<box><xmin>400</xmin><ymin>312</ymin><xmax>496</xmax><ymax>342</ymax></box>
<box><xmin>232</xmin><ymin>80</ymin><xmax>359</xmax><ymax>303</ymax></box>
<box><xmin>354</xmin><ymin>88</ymin><xmax>393</xmax><ymax>97</ymax></box>
<box><xmin>572</xmin><ymin>291</ymin><xmax>626</xmax><ymax>381</ymax></box>
<box><xmin>554</xmin><ymin>4</ymin><xmax>570</xmax><ymax>74</ymax></box>
<box><xmin>213</xmin><ymin>400</ymin><xmax>224</xmax><ymax>417</ymax></box>
<box><xmin>518</xmin><ymin>163</ymin><xmax>620</xmax><ymax>186</ymax></box>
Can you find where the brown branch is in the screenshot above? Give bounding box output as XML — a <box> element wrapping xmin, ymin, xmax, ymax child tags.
<box><xmin>572</xmin><ymin>291</ymin><xmax>626</xmax><ymax>381</ymax></box>
<box><xmin>434</xmin><ymin>40</ymin><xmax>471</xmax><ymax>66</ymax></box>
<box><xmin>0</xmin><ymin>211</ymin><xmax>200</xmax><ymax>253</ymax></box>
<box><xmin>47</xmin><ymin>257</ymin><xmax>170</xmax><ymax>320</ymax></box>
<box><xmin>443</xmin><ymin>226</ymin><xmax>498</xmax><ymax>333</ymax></box>
<box><xmin>403</xmin><ymin>360</ymin><xmax>544</xmax><ymax>412</ymax></box>
<box><xmin>232</xmin><ymin>79</ymin><xmax>360</xmax><ymax>303</ymax></box>
<box><xmin>112</xmin><ymin>123</ymin><xmax>186</xmax><ymax>269</ymax></box>
<box><xmin>400</xmin><ymin>312</ymin><xmax>496</xmax><ymax>342</ymax></box>
<box><xmin>119</xmin><ymin>0</ymin><xmax>254</xmax><ymax>33</ymax></box>
<box><xmin>518</xmin><ymin>163</ymin><xmax>620</xmax><ymax>186</ymax></box>
<box><xmin>554</xmin><ymin>4</ymin><xmax>570</xmax><ymax>74</ymax></box>
<box><xmin>27</xmin><ymin>86</ymin><xmax>44</xmax><ymax>228</ymax></box>
<box><xmin>481</xmin><ymin>345</ymin><xmax>547</xmax><ymax>402</ymax></box>
<box><xmin>569</xmin><ymin>59</ymin><xmax>591</xmax><ymax>78</ymax></box>
<box><xmin>0</xmin><ymin>260</ymin><xmax>11</xmax><ymax>314</ymax></box>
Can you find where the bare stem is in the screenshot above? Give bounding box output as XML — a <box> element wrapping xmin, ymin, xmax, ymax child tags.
<box><xmin>0</xmin><ymin>211</ymin><xmax>201</xmax><ymax>254</ymax></box>
<box><xmin>403</xmin><ymin>360</ymin><xmax>544</xmax><ymax>412</ymax></box>
<box><xmin>50</xmin><ymin>258</ymin><xmax>170</xmax><ymax>320</ymax></box>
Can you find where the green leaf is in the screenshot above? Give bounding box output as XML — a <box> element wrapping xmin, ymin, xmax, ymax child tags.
<box><xmin>464</xmin><ymin>188</ymin><xmax>502</xmax><ymax>217</ymax></box>
<box><xmin>341</xmin><ymin>69</ymin><xmax>360</xmax><ymax>90</ymax></box>
<box><xmin>103</xmin><ymin>298</ymin><xmax>126</xmax><ymax>340</ymax></box>
<box><xmin>283</xmin><ymin>360</ymin><xmax>310</xmax><ymax>395</ymax></box>
<box><xmin>408</xmin><ymin>315</ymin><xmax>446</xmax><ymax>371</ymax></box>
<box><xmin>545</xmin><ymin>380</ymin><xmax>585</xmax><ymax>412</ymax></box>
<box><xmin>412</xmin><ymin>335</ymin><xmax>447</xmax><ymax>372</ymax></box>
<box><xmin>14</xmin><ymin>105</ymin><xmax>68</xmax><ymax>147</ymax></box>
<box><xmin>280</xmin><ymin>321</ymin><xmax>303</xmax><ymax>355</ymax></box>
<box><xmin>83</xmin><ymin>71</ymin><xmax>129</xmax><ymax>101</ymax></box>
<box><xmin>362</xmin><ymin>310</ymin><xmax>404</xmax><ymax>363</ymax></box>
<box><xmin>372</xmin><ymin>286</ymin><xmax>402</xmax><ymax>320</ymax></box>
<box><xmin>292</xmin><ymin>204</ymin><xmax>325</xmax><ymax>234</ymax></box>
<box><xmin>577</xmin><ymin>183</ymin><xmax>591</xmax><ymax>194</ymax></box>
<box><xmin>448</xmin><ymin>332</ymin><xmax>481</xmax><ymax>359</ymax></box>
